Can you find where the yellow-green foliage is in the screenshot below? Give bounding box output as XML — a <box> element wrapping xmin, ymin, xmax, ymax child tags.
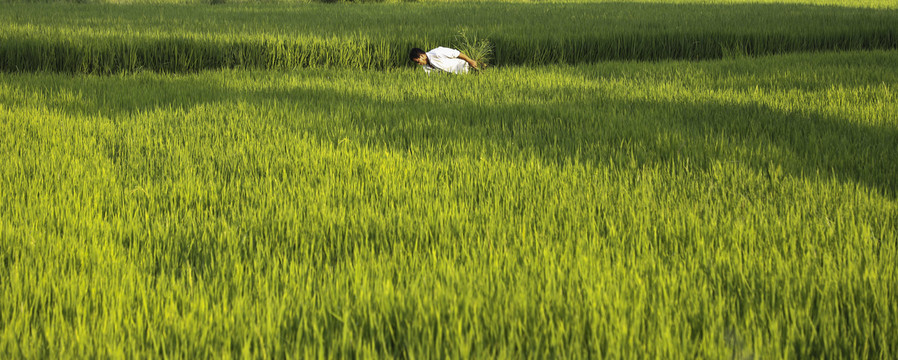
<box><xmin>2</xmin><ymin>1</ymin><xmax>896</xmax><ymax>357</ymax></box>
<box><xmin>1</xmin><ymin>50</ymin><xmax>897</xmax><ymax>358</ymax></box>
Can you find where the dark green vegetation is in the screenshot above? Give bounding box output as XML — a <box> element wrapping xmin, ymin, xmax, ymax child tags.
<box><xmin>2</xmin><ymin>49</ymin><xmax>897</xmax><ymax>357</ymax></box>
<box><xmin>1</xmin><ymin>2</ymin><xmax>897</xmax><ymax>73</ymax></box>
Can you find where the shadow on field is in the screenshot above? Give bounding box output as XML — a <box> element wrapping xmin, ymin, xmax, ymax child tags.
<box><xmin>6</xmin><ymin>68</ymin><xmax>896</xmax><ymax>198</ymax></box>
<box><xmin>1</xmin><ymin>1</ymin><xmax>897</xmax><ymax>73</ymax></box>
<box><xmin>62</xmin><ymin>76</ymin><xmax>894</xmax><ymax>197</ymax></box>
<box><xmin>297</xmin><ymin>91</ymin><xmax>898</xmax><ymax>198</ymax></box>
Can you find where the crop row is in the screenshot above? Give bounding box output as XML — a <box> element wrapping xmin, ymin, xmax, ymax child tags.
<box><xmin>1</xmin><ymin>2</ymin><xmax>897</xmax><ymax>73</ymax></box>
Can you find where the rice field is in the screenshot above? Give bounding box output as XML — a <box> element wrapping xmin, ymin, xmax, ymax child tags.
<box><xmin>2</xmin><ymin>0</ymin><xmax>897</xmax><ymax>358</ymax></box>
<box><xmin>1</xmin><ymin>2</ymin><xmax>897</xmax><ymax>72</ymax></box>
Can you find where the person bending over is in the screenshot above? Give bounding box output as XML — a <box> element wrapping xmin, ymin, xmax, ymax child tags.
<box><xmin>409</xmin><ymin>47</ymin><xmax>478</xmax><ymax>74</ymax></box>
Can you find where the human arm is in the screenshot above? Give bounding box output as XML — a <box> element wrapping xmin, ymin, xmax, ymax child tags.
<box><xmin>457</xmin><ymin>53</ymin><xmax>478</xmax><ymax>69</ymax></box>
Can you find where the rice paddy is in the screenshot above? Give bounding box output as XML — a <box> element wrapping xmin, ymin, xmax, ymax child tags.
<box><xmin>2</xmin><ymin>2</ymin><xmax>897</xmax><ymax>72</ymax></box>
<box><xmin>1</xmin><ymin>0</ymin><xmax>897</xmax><ymax>358</ymax></box>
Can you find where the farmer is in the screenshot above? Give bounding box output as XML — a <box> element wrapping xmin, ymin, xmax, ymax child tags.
<box><xmin>409</xmin><ymin>47</ymin><xmax>478</xmax><ymax>74</ymax></box>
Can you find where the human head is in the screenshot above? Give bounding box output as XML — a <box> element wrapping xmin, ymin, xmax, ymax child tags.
<box><xmin>409</xmin><ymin>48</ymin><xmax>427</xmax><ymax>65</ymax></box>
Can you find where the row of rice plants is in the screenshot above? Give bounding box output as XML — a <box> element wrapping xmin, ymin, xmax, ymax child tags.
<box><xmin>0</xmin><ymin>34</ymin><xmax>408</xmax><ymax>72</ymax></box>
<box><xmin>1</xmin><ymin>2</ymin><xmax>896</xmax><ymax>73</ymax></box>
<box><xmin>2</xmin><ymin>50</ymin><xmax>896</xmax><ymax>357</ymax></box>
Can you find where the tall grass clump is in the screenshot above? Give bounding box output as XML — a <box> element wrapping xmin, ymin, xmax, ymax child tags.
<box><xmin>454</xmin><ymin>28</ymin><xmax>493</xmax><ymax>70</ymax></box>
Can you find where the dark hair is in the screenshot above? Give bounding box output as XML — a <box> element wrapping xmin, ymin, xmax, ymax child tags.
<box><xmin>409</xmin><ymin>48</ymin><xmax>426</xmax><ymax>61</ymax></box>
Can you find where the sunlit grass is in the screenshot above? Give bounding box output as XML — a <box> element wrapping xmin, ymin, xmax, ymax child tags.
<box><xmin>1</xmin><ymin>50</ymin><xmax>896</xmax><ymax>358</ymax></box>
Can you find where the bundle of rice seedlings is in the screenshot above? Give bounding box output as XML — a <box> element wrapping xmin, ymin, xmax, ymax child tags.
<box><xmin>454</xmin><ymin>28</ymin><xmax>493</xmax><ymax>72</ymax></box>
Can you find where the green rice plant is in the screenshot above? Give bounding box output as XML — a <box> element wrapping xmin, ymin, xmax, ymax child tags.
<box><xmin>1</xmin><ymin>50</ymin><xmax>897</xmax><ymax>358</ymax></box>
<box><xmin>1</xmin><ymin>2</ymin><xmax>896</xmax><ymax>73</ymax></box>
<box><xmin>454</xmin><ymin>28</ymin><xmax>493</xmax><ymax>70</ymax></box>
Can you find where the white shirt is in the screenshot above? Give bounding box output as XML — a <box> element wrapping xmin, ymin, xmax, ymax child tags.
<box><xmin>422</xmin><ymin>47</ymin><xmax>470</xmax><ymax>74</ymax></box>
